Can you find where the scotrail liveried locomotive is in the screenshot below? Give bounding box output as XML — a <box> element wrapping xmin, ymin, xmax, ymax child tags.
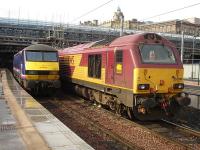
<box><xmin>13</xmin><ymin>44</ymin><xmax>60</xmax><ymax>93</ymax></box>
<box><xmin>59</xmin><ymin>33</ymin><xmax>190</xmax><ymax>120</ymax></box>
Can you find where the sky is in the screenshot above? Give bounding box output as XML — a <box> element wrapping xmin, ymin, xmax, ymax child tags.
<box><xmin>0</xmin><ymin>0</ymin><xmax>200</xmax><ymax>24</ymax></box>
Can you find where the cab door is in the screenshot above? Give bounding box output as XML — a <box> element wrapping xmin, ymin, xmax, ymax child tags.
<box><xmin>106</xmin><ymin>50</ymin><xmax>114</xmax><ymax>84</ymax></box>
<box><xmin>106</xmin><ymin>48</ymin><xmax>133</xmax><ymax>89</ymax></box>
<box><xmin>113</xmin><ymin>50</ymin><xmax>125</xmax><ymax>87</ymax></box>
<box><xmin>106</xmin><ymin>49</ymin><xmax>125</xmax><ymax>86</ymax></box>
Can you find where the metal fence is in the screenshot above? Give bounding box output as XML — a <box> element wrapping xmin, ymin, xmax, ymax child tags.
<box><xmin>183</xmin><ymin>59</ymin><xmax>200</xmax><ymax>85</ymax></box>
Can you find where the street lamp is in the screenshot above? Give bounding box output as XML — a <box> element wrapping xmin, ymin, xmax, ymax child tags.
<box><xmin>191</xmin><ymin>35</ymin><xmax>196</xmax><ymax>79</ymax></box>
<box><xmin>180</xmin><ymin>20</ymin><xmax>184</xmax><ymax>63</ymax></box>
<box><xmin>181</xmin><ymin>31</ymin><xmax>184</xmax><ymax>63</ymax></box>
<box><xmin>120</xmin><ymin>15</ymin><xmax>124</xmax><ymax>36</ymax></box>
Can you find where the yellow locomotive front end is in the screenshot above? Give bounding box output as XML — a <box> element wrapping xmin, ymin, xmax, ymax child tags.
<box><xmin>131</xmin><ymin>39</ymin><xmax>190</xmax><ymax>120</ymax></box>
<box><xmin>21</xmin><ymin>44</ymin><xmax>60</xmax><ymax>94</ymax></box>
<box><xmin>133</xmin><ymin>68</ymin><xmax>184</xmax><ymax>94</ymax></box>
<box><xmin>25</xmin><ymin>61</ymin><xmax>59</xmax><ymax>81</ymax></box>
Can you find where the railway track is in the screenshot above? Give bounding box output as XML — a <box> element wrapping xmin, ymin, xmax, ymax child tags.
<box><xmin>57</xmin><ymin>100</ymin><xmax>141</xmax><ymax>150</ymax></box>
<box><xmin>69</xmin><ymin>91</ymin><xmax>200</xmax><ymax>149</ymax></box>
<box><xmin>137</xmin><ymin>119</ymin><xmax>200</xmax><ymax>150</ymax></box>
<box><xmin>38</xmin><ymin>96</ymin><xmax>141</xmax><ymax>150</ymax></box>
<box><xmin>98</xmin><ymin>102</ymin><xmax>200</xmax><ymax>150</ymax></box>
<box><xmin>162</xmin><ymin>119</ymin><xmax>200</xmax><ymax>137</ymax></box>
<box><xmin>35</xmin><ymin>91</ymin><xmax>200</xmax><ymax>150</ymax></box>
<box><xmin>101</xmin><ymin>103</ymin><xmax>200</xmax><ymax>150</ymax></box>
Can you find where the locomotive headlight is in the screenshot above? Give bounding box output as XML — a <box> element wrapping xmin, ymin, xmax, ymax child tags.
<box><xmin>173</xmin><ymin>83</ymin><xmax>184</xmax><ymax>89</ymax></box>
<box><xmin>26</xmin><ymin>70</ymin><xmax>37</xmax><ymax>75</ymax></box>
<box><xmin>138</xmin><ymin>84</ymin><xmax>150</xmax><ymax>90</ymax></box>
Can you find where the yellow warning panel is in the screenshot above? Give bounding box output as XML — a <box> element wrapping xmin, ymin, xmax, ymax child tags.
<box><xmin>24</xmin><ymin>98</ymin><xmax>42</xmax><ymax>109</ymax></box>
<box><xmin>116</xmin><ymin>63</ymin><xmax>122</xmax><ymax>74</ymax></box>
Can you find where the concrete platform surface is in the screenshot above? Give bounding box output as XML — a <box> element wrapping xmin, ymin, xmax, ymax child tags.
<box><xmin>0</xmin><ymin>69</ymin><xmax>94</xmax><ymax>150</ymax></box>
<box><xmin>0</xmin><ymin>81</ymin><xmax>26</xmax><ymax>150</ymax></box>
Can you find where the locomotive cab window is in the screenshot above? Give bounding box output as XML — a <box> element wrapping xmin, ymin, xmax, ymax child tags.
<box><xmin>115</xmin><ymin>50</ymin><xmax>123</xmax><ymax>74</ymax></box>
<box><xmin>139</xmin><ymin>44</ymin><xmax>176</xmax><ymax>64</ymax></box>
<box><xmin>26</xmin><ymin>51</ymin><xmax>58</xmax><ymax>62</ymax></box>
<box><xmin>88</xmin><ymin>54</ymin><xmax>102</xmax><ymax>79</ymax></box>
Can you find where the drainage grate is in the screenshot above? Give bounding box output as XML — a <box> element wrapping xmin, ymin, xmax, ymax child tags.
<box><xmin>0</xmin><ymin>124</ymin><xmax>16</xmax><ymax>132</ymax></box>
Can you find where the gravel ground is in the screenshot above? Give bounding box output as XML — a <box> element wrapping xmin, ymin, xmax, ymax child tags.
<box><xmin>39</xmin><ymin>97</ymin><xmax>134</xmax><ymax>150</ymax></box>
<box><xmin>38</xmin><ymin>92</ymin><xmax>189</xmax><ymax>150</ymax></box>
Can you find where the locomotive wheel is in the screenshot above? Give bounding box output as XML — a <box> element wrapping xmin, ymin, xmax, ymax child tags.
<box><xmin>19</xmin><ymin>78</ymin><xmax>23</xmax><ymax>86</ymax></box>
<box><xmin>168</xmin><ymin>99</ymin><xmax>181</xmax><ymax>117</ymax></box>
<box><xmin>116</xmin><ymin>104</ymin><xmax>122</xmax><ymax>115</ymax></box>
<box><xmin>132</xmin><ymin>106</ymin><xmax>165</xmax><ymax>121</ymax></box>
<box><xmin>88</xmin><ymin>90</ymin><xmax>95</xmax><ymax>102</ymax></box>
<box><xmin>127</xmin><ymin>107</ymin><xmax>134</xmax><ymax>120</ymax></box>
<box><xmin>109</xmin><ymin>101</ymin><xmax>116</xmax><ymax>111</ymax></box>
<box><xmin>116</xmin><ymin>104</ymin><xmax>126</xmax><ymax>116</ymax></box>
<box><xmin>33</xmin><ymin>86</ymin><xmax>39</xmax><ymax>96</ymax></box>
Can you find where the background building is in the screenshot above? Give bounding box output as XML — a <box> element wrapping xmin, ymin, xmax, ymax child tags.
<box><xmin>80</xmin><ymin>20</ymin><xmax>98</xmax><ymax>26</ymax></box>
<box><xmin>139</xmin><ymin>19</ymin><xmax>200</xmax><ymax>36</ymax></box>
<box><xmin>99</xmin><ymin>7</ymin><xmax>144</xmax><ymax>30</ymax></box>
<box><xmin>83</xmin><ymin>8</ymin><xmax>200</xmax><ymax>36</ymax></box>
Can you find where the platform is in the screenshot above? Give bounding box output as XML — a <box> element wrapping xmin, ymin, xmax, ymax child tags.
<box><xmin>0</xmin><ymin>69</ymin><xmax>94</xmax><ymax>150</ymax></box>
<box><xmin>184</xmin><ymin>80</ymin><xmax>200</xmax><ymax>96</ymax></box>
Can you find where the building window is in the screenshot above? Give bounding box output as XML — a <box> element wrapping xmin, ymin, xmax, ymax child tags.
<box><xmin>88</xmin><ymin>54</ymin><xmax>102</xmax><ymax>78</ymax></box>
<box><xmin>115</xmin><ymin>50</ymin><xmax>123</xmax><ymax>74</ymax></box>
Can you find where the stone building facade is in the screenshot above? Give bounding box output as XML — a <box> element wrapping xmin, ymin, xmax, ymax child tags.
<box><xmin>100</xmin><ymin>8</ymin><xmax>200</xmax><ymax>36</ymax></box>
<box><xmin>99</xmin><ymin>7</ymin><xmax>144</xmax><ymax>30</ymax></box>
<box><xmin>139</xmin><ymin>19</ymin><xmax>200</xmax><ymax>36</ymax></box>
<box><xmin>81</xmin><ymin>7</ymin><xmax>200</xmax><ymax>36</ymax></box>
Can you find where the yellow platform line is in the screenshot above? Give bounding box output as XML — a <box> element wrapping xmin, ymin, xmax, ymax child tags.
<box><xmin>1</xmin><ymin>70</ymin><xmax>50</xmax><ymax>150</ymax></box>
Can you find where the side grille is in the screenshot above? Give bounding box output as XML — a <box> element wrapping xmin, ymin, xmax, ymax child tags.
<box><xmin>25</xmin><ymin>70</ymin><xmax>58</xmax><ymax>75</ymax></box>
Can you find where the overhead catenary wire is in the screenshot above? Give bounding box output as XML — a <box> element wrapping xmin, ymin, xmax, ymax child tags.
<box><xmin>92</xmin><ymin>1</ymin><xmax>200</xmax><ymax>36</ymax></box>
<box><xmin>140</xmin><ymin>2</ymin><xmax>200</xmax><ymax>21</ymax></box>
<box><xmin>68</xmin><ymin>0</ymin><xmax>200</xmax><ymax>40</ymax></box>
<box><xmin>71</xmin><ymin>0</ymin><xmax>115</xmax><ymax>23</ymax></box>
<box><xmin>135</xmin><ymin>2</ymin><xmax>200</xmax><ymax>37</ymax></box>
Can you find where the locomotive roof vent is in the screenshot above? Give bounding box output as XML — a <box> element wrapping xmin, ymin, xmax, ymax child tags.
<box><xmin>24</xmin><ymin>44</ymin><xmax>56</xmax><ymax>51</ymax></box>
<box><xmin>144</xmin><ymin>33</ymin><xmax>162</xmax><ymax>41</ymax></box>
<box><xmin>91</xmin><ymin>39</ymin><xmax>111</xmax><ymax>48</ymax></box>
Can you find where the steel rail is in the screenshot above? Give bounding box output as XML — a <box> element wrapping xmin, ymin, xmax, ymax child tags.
<box><xmin>162</xmin><ymin>119</ymin><xmax>200</xmax><ymax>137</ymax></box>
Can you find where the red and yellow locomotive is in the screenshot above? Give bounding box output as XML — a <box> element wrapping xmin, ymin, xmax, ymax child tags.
<box><xmin>59</xmin><ymin>33</ymin><xmax>190</xmax><ymax>120</ymax></box>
